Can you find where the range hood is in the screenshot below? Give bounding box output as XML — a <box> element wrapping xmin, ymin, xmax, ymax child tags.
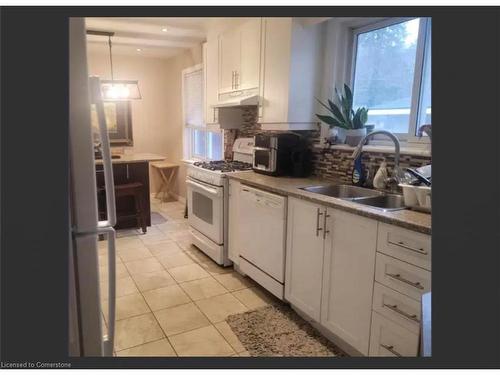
<box><xmin>212</xmin><ymin>94</ymin><xmax>259</xmax><ymax>108</ymax></box>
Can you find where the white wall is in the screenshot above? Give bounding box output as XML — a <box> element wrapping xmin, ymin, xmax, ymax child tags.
<box><xmin>87</xmin><ymin>45</ymin><xmax>202</xmax><ymax>199</ymax></box>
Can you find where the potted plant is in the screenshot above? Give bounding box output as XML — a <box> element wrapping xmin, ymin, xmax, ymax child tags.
<box><xmin>316</xmin><ymin>84</ymin><xmax>369</xmax><ymax>147</ymax></box>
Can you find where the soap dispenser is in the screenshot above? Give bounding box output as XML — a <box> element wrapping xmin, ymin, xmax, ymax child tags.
<box><xmin>351</xmin><ymin>155</ymin><xmax>365</xmax><ymax>186</ymax></box>
<box><xmin>373</xmin><ymin>161</ymin><xmax>389</xmax><ymax>190</ymax></box>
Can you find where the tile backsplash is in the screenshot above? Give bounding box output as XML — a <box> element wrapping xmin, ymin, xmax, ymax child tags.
<box><xmin>224</xmin><ymin>107</ymin><xmax>431</xmax><ymax>186</ymax></box>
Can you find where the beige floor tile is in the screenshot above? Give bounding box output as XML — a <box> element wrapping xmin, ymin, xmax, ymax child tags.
<box><xmin>139</xmin><ymin>232</ymin><xmax>172</xmax><ymax>245</ymax></box>
<box><xmin>213</xmin><ymin>321</ymin><xmax>246</xmax><ymax>353</ymax></box>
<box><xmin>103</xmin><ymin>293</ymin><xmax>150</xmax><ymax>321</ymax></box>
<box><xmin>156</xmin><ymin>221</ymin><xmax>185</xmax><ymax>233</ymax></box>
<box><xmin>99</xmin><ymin>262</ymin><xmax>129</xmax><ymax>283</ymax></box>
<box><xmin>146</xmin><ymin>241</ymin><xmax>183</xmax><ymax>257</ymax></box>
<box><xmin>168</xmin><ymin>230</ymin><xmax>191</xmax><ymax>241</ymax></box>
<box><xmin>198</xmin><ymin>260</ymin><xmax>234</xmax><ymax>276</ymax></box>
<box><xmin>125</xmin><ymin>257</ymin><xmax>164</xmax><ymax>275</ymax></box>
<box><xmin>232</xmin><ymin>287</ymin><xmax>273</xmax><ymax>310</ymax></box>
<box><xmin>238</xmin><ymin>350</ymin><xmax>251</xmax><ymax>357</ymax></box>
<box><xmin>116</xmin><ymin>339</ymin><xmax>176</xmax><ymax>357</ymax></box>
<box><xmin>100</xmin><ymin>276</ymin><xmax>139</xmax><ymax>300</ymax></box>
<box><xmin>131</xmin><ymin>270</ymin><xmax>176</xmax><ymax>292</ymax></box>
<box><xmin>213</xmin><ymin>272</ymin><xmax>254</xmax><ymax>291</ymax></box>
<box><xmin>179</xmin><ymin>277</ymin><xmax>228</xmax><ymax>301</ymax></box>
<box><xmin>164</xmin><ymin>210</ymin><xmax>187</xmax><ymax>221</ymax></box>
<box><xmin>183</xmin><ymin>247</ymin><xmax>214</xmax><ymax>264</ymax></box>
<box><xmin>117</xmin><ymin>246</ymin><xmax>153</xmax><ymax>262</ymax></box>
<box><xmin>116</xmin><ymin>237</ymin><xmax>144</xmax><ymax>250</ymax></box>
<box><xmin>175</xmin><ymin>238</ymin><xmax>195</xmax><ymax>251</ymax></box>
<box><xmin>168</xmin><ymin>263</ymin><xmax>211</xmax><ymax>283</ymax></box>
<box><xmin>195</xmin><ymin>293</ymin><xmax>248</xmax><ymax>323</ymax></box>
<box><xmin>114</xmin><ymin>313</ymin><xmax>164</xmax><ymax>351</ymax></box>
<box><xmin>154</xmin><ymin>302</ymin><xmax>210</xmax><ymax>336</ymax></box>
<box><xmin>142</xmin><ymin>284</ymin><xmax>190</xmax><ymax>311</ymax></box>
<box><xmin>156</xmin><ymin>252</ymin><xmax>195</xmax><ymax>269</ymax></box>
<box><xmin>169</xmin><ymin>325</ymin><xmax>235</xmax><ymax>357</ymax></box>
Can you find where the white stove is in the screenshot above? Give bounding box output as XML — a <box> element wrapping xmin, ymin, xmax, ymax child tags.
<box><xmin>186</xmin><ymin>138</ymin><xmax>254</xmax><ymax>266</ymax></box>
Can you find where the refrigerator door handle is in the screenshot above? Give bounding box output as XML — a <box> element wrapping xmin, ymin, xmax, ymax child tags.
<box><xmin>89</xmin><ymin>76</ymin><xmax>117</xmax><ymax>228</ymax></box>
<box><xmin>98</xmin><ymin>225</ymin><xmax>116</xmax><ymax>356</ymax></box>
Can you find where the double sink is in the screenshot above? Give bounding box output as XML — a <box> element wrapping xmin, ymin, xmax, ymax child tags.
<box><xmin>300</xmin><ymin>184</ymin><xmax>406</xmax><ymax>212</ymax></box>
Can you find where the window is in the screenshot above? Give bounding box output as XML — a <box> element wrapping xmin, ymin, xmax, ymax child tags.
<box><xmin>351</xmin><ymin>18</ymin><xmax>431</xmax><ymax>141</ymax></box>
<box><xmin>182</xmin><ymin>65</ymin><xmax>223</xmax><ymax>160</ymax></box>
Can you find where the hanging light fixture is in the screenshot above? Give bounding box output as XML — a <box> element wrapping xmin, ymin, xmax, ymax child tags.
<box><xmin>87</xmin><ymin>30</ymin><xmax>142</xmax><ymax>100</ymax></box>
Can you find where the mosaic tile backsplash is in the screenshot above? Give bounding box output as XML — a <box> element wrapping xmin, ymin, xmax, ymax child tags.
<box><xmin>224</xmin><ymin>107</ymin><xmax>432</xmax><ymax>187</ymax></box>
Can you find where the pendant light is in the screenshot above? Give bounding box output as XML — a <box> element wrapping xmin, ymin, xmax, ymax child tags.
<box><xmin>87</xmin><ymin>30</ymin><xmax>142</xmax><ymax>100</ymax></box>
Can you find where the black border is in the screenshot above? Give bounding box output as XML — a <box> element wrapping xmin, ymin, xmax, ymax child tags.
<box><xmin>1</xmin><ymin>6</ymin><xmax>499</xmax><ymax>369</ymax></box>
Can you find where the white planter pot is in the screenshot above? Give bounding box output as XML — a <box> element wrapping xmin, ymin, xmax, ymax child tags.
<box><xmin>345</xmin><ymin>128</ymin><xmax>367</xmax><ymax>147</ymax></box>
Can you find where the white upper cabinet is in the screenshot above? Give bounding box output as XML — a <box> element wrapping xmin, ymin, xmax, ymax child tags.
<box><xmin>285</xmin><ymin>197</ymin><xmax>326</xmax><ymax>322</ymax></box>
<box><xmin>320</xmin><ymin>209</ymin><xmax>378</xmax><ymax>355</ymax></box>
<box><xmin>203</xmin><ymin>40</ymin><xmax>220</xmax><ymax>125</ymax></box>
<box><xmin>259</xmin><ymin>18</ymin><xmax>323</xmax><ymax>130</ymax></box>
<box><xmin>218</xmin><ymin>18</ymin><xmax>262</xmax><ymax>95</ymax></box>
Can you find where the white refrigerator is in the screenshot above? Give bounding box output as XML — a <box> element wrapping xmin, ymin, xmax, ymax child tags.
<box><xmin>68</xmin><ymin>17</ymin><xmax>117</xmax><ymax>357</ymax></box>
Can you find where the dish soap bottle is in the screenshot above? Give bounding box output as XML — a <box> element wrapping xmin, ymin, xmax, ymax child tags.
<box><xmin>373</xmin><ymin>161</ymin><xmax>389</xmax><ymax>190</ymax></box>
<box><xmin>352</xmin><ymin>155</ymin><xmax>365</xmax><ymax>186</ymax></box>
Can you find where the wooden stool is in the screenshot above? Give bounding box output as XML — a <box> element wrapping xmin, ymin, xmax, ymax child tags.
<box><xmin>114</xmin><ymin>182</ymin><xmax>147</xmax><ymax>233</ymax></box>
<box><xmin>151</xmin><ymin>161</ymin><xmax>179</xmax><ymax>202</ymax></box>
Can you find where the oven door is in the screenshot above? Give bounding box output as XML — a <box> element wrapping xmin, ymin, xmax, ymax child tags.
<box><xmin>186</xmin><ymin>177</ymin><xmax>224</xmax><ymax>245</ymax></box>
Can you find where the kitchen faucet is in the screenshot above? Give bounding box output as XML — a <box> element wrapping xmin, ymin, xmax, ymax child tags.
<box><xmin>351</xmin><ymin>130</ymin><xmax>404</xmax><ymax>191</ymax></box>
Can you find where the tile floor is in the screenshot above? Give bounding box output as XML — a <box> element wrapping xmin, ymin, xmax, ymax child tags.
<box><xmin>98</xmin><ymin>198</ymin><xmax>277</xmax><ymax>357</ymax></box>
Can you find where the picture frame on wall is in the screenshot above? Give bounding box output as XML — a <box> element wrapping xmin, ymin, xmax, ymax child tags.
<box><xmin>91</xmin><ymin>100</ymin><xmax>133</xmax><ymax>146</ymax></box>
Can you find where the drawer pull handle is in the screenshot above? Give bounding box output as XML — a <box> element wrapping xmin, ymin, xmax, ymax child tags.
<box><xmin>386</xmin><ymin>272</ymin><xmax>424</xmax><ymax>290</ymax></box>
<box><xmin>316</xmin><ymin>208</ymin><xmax>323</xmax><ymax>237</ymax></box>
<box><xmin>389</xmin><ymin>240</ymin><xmax>428</xmax><ymax>255</ymax></box>
<box><xmin>380</xmin><ymin>344</ymin><xmax>402</xmax><ymax>357</ymax></box>
<box><xmin>383</xmin><ymin>303</ymin><xmax>420</xmax><ymax>323</ymax></box>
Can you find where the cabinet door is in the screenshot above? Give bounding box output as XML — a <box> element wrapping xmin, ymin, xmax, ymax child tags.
<box><xmin>203</xmin><ymin>40</ymin><xmax>219</xmax><ymax>125</ymax></box>
<box><xmin>239</xmin><ymin>18</ymin><xmax>261</xmax><ymax>91</ymax></box>
<box><xmin>218</xmin><ymin>30</ymin><xmax>240</xmax><ymax>94</ymax></box>
<box><xmin>285</xmin><ymin>197</ymin><xmax>325</xmax><ymax>322</ymax></box>
<box><xmin>228</xmin><ymin>180</ymin><xmax>241</xmax><ymax>265</ymax></box>
<box><xmin>320</xmin><ymin>209</ymin><xmax>377</xmax><ymax>355</ymax></box>
<box><xmin>260</xmin><ymin>17</ymin><xmax>292</xmax><ymax>123</ymax></box>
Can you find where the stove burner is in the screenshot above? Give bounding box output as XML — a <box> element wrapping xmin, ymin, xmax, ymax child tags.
<box><xmin>193</xmin><ymin>160</ymin><xmax>253</xmax><ymax>172</ymax></box>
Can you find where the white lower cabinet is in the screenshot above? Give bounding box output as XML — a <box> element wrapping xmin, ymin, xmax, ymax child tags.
<box><xmin>284</xmin><ymin>197</ymin><xmax>325</xmax><ymax>321</ymax></box>
<box><xmin>369</xmin><ymin>311</ymin><xmax>420</xmax><ymax>357</ymax></box>
<box><xmin>320</xmin><ymin>209</ymin><xmax>378</xmax><ymax>355</ymax></box>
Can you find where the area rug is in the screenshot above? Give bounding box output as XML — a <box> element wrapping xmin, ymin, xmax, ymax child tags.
<box><xmin>151</xmin><ymin>211</ymin><xmax>167</xmax><ymax>225</ymax></box>
<box><xmin>226</xmin><ymin>304</ymin><xmax>346</xmax><ymax>357</ymax></box>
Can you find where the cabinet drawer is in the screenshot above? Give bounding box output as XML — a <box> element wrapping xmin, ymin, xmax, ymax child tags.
<box><xmin>377</xmin><ymin>223</ymin><xmax>431</xmax><ymax>271</ymax></box>
<box><xmin>375</xmin><ymin>253</ymin><xmax>431</xmax><ymax>301</ymax></box>
<box><xmin>372</xmin><ymin>282</ymin><xmax>421</xmax><ymax>334</ymax></box>
<box><xmin>369</xmin><ymin>311</ymin><xmax>419</xmax><ymax>357</ymax></box>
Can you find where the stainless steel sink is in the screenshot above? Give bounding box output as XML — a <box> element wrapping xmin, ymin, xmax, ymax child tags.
<box><xmin>300</xmin><ymin>184</ymin><xmax>383</xmax><ymax>200</ymax></box>
<box><xmin>353</xmin><ymin>194</ymin><xmax>407</xmax><ymax>212</ymax></box>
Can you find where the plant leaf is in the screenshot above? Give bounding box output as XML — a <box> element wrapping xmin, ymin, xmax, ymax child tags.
<box><xmin>316</xmin><ymin>114</ymin><xmax>350</xmax><ymax>129</ymax></box>
<box><xmin>327</xmin><ymin>99</ymin><xmax>346</xmax><ymax>124</ymax></box>
<box><xmin>360</xmin><ymin>108</ymin><xmax>368</xmax><ymax>125</ymax></box>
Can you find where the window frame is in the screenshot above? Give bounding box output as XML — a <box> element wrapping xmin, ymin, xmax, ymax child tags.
<box><xmin>349</xmin><ymin>17</ymin><xmax>431</xmax><ymax>144</ymax></box>
<box><xmin>182</xmin><ymin>64</ymin><xmax>224</xmax><ymax>161</ymax></box>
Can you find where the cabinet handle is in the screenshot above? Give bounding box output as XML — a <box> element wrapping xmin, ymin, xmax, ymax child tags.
<box><xmin>322</xmin><ymin>209</ymin><xmax>330</xmax><ymax>239</ymax></box>
<box><xmin>235</xmin><ymin>71</ymin><xmax>239</xmax><ymax>89</ymax></box>
<box><xmin>316</xmin><ymin>208</ymin><xmax>323</xmax><ymax>237</ymax></box>
<box><xmin>385</xmin><ymin>272</ymin><xmax>424</xmax><ymax>290</ymax></box>
<box><xmin>380</xmin><ymin>344</ymin><xmax>402</xmax><ymax>357</ymax></box>
<box><xmin>231</xmin><ymin>71</ymin><xmax>235</xmax><ymax>89</ymax></box>
<box><xmin>388</xmin><ymin>239</ymin><xmax>428</xmax><ymax>255</ymax></box>
<box><xmin>126</xmin><ymin>164</ymin><xmax>130</xmax><ymax>179</ymax></box>
<box><xmin>383</xmin><ymin>303</ymin><xmax>420</xmax><ymax>323</ymax></box>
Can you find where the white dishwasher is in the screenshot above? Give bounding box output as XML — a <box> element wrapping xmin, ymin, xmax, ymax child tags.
<box><xmin>238</xmin><ymin>184</ymin><xmax>287</xmax><ymax>299</ymax></box>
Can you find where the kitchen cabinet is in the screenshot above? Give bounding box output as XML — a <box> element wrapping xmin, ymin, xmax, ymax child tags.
<box><xmin>285</xmin><ymin>197</ymin><xmax>377</xmax><ymax>355</ymax></box>
<box><xmin>228</xmin><ymin>179</ymin><xmax>241</xmax><ymax>265</ymax></box>
<box><xmin>285</xmin><ymin>197</ymin><xmax>326</xmax><ymax>321</ymax></box>
<box><xmin>203</xmin><ymin>40</ymin><xmax>220</xmax><ymax>126</ymax></box>
<box><xmin>218</xmin><ymin>18</ymin><xmax>261</xmax><ymax>95</ymax></box>
<box><xmin>320</xmin><ymin>209</ymin><xmax>378</xmax><ymax>355</ymax></box>
<box><xmin>259</xmin><ymin>18</ymin><xmax>323</xmax><ymax>130</ymax></box>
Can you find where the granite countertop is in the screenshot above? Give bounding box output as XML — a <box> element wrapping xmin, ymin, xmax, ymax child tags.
<box><xmin>227</xmin><ymin>171</ymin><xmax>431</xmax><ymax>235</ymax></box>
<box><xmin>95</xmin><ymin>152</ymin><xmax>166</xmax><ymax>165</ymax></box>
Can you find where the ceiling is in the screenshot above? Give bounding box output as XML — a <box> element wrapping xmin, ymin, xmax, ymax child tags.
<box><xmin>85</xmin><ymin>17</ymin><xmax>211</xmax><ymax>59</ymax></box>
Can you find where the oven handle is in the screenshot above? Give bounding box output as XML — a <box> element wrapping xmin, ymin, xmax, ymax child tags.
<box><xmin>186</xmin><ymin>179</ymin><xmax>221</xmax><ymax>197</ymax></box>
